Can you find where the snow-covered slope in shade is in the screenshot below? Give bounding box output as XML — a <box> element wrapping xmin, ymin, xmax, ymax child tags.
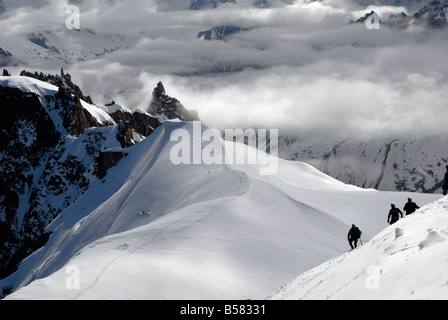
<box><xmin>270</xmin><ymin>196</ymin><xmax>448</xmax><ymax>300</ymax></box>
<box><xmin>2</xmin><ymin>121</ymin><xmax>439</xmax><ymax>299</ymax></box>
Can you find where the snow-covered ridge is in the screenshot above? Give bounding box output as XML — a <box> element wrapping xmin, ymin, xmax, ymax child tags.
<box><xmin>279</xmin><ymin>134</ymin><xmax>448</xmax><ymax>193</ymax></box>
<box><xmin>1</xmin><ymin>73</ymin><xmax>444</xmax><ymax>300</ymax></box>
<box><xmin>270</xmin><ymin>196</ymin><xmax>448</xmax><ymax>300</ymax></box>
<box><xmin>2</xmin><ymin>120</ymin><xmax>440</xmax><ymax>299</ymax></box>
<box><xmin>99</xmin><ymin>102</ymin><xmax>132</xmax><ymax>115</ymax></box>
<box><xmin>0</xmin><ymin>76</ymin><xmax>58</xmax><ymax>98</ymax></box>
<box><xmin>0</xmin><ymin>73</ymin><xmax>163</xmax><ymax>285</ymax></box>
<box><xmin>0</xmin><ymin>76</ymin><xmax>115</xmax><ymax>126</ymax></box>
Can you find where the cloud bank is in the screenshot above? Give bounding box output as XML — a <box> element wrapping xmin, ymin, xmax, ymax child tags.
<box><xmin>1</xmin><ymin>0</ymin><xmax>448</xmax><ymax>140</ymax></box>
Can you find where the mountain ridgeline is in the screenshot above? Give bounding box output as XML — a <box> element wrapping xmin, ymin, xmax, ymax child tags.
<box><xmin>351</xmin><ymin>0</ymin><xmax>448</xmax><ymax>29</ymax></box>
<box><xmin>0</xmin><ymin>70</ymin><xmax>198</xmax><ymax>287</ymax></box>
<box><xmin>0</xmin><ymin>67</ymin><xmax>445</xmax><ymax>297</ymax></box>
<box><xmin>278</xmin><ymin>135</ymin><xmax>448</xmax><ymax>194</ymax></box>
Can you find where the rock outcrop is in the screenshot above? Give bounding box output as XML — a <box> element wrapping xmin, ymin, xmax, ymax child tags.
<box><xmin>148</xmin><ymin>81</ymin><xmax>200</xmax><ymax>122</ymax></box>
<box><xmin>0</xmin><ymin>71</ymin><xmax>199</xmax><ymax>282</ymax></box>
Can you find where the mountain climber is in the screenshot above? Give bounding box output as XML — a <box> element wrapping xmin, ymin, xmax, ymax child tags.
<box><xmin>403</xmin><ymin>197</ymin><xmax>420</xmax><ymax>215</ymax></box>
<box><xmin>443</xmin><ymin>165</ymin><xmax>448</xmax><ymax>196</ymax></box>
<box><xmin>347</xmin><ymin>224</ymin><xmax>362</xmax><ymax>250</ymax></box>
<box><xmin>387</xmin><ymin>203</ymin><xmax>403</xmax><ymax>225</ymax></box>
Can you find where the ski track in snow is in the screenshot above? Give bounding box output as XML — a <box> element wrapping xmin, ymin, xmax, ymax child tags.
<box><xmin>72</xmin><ymin>168</ymin><xmax>249</xmax><ymax>299</ymax></box>
<box><xmin>72</xmin><ymin>201</ymin><xmax>219</xmax><ymax>299</ymax></box>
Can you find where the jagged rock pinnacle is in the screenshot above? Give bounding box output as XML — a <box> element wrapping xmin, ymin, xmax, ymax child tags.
<box><xmin>148</xmin><ymin>81</ymin><xmax>200</xmax><ymax>122</ymax></box>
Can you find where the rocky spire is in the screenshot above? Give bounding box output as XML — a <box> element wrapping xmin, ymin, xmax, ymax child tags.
<box><xmin>148</xmin><ymin>81</ymin><xmax>200</xmax><ymax>122</ymax></box>
<box><xmin>70</xmin><ymin>95</ymin><xmax>102</xmax><ymax>136</ymax></box>
<box><xmin>413</xmin><ymin>0</ymin><xmax>448</xmax><ymax>28</ymax></box>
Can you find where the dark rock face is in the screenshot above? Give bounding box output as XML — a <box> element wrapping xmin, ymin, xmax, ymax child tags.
<box><xmin>148</xmin><ymin>82</ymin><xmax>200</xmax><ymax>122</ymax></box>
<box><xmin>0</xmin><ymin>86</ymin><xmax>60</xmax><ymax>279</ymax></box>
<box><xmin>0</xmin><ymin>48</ymin><xmax>14</xmax><ymax>67</ymax></box>
<box><xmin>0</xmin><ymin>73</ymin><xmax>115</xmax><ymax>280</ymax></box>
<box><xmin>106</xmin><ymin>102</ymin><xmax>162</xmax><ymax>140</ymax></box>
<box><xmin>198</xmin><ymin>26</ymin><xmax>247</xmax><ymax>41</ymax></box>
<box><xmin>349</xmin><ymin>11</ymin><xmax>382</xmax><ymax>25</ymax></box>
<box><xmin>20</xmin><ymin>69</ymin><xmax>94</xmax><ymax>105</ymax></box>
<box><xmin>0</xmin><ymin>71</ymin><xmax>196</xmax><ymax>285</ymax></box>
<box><xmin>413</xmin><ymin>0</ymin><xmax>448</xmax><ymax>28</ymax></box>
<box><xmin>132</xmin><ymin>111</ymin><xmax>162</xmax><ymax>137</ymax></box>
<box><xmin>71</xmin><ymin>95</ymin><xmax>105</xmax><ymax>136</ymax></box>
<box><xmin>95</xmin><ymin>151</ymin><xmax>127</xmax><ymax>179</ymax></box>
<box><xmin>116</xmin><ymin>120</ymin><xmax>135</xmax><ymax>149</ymax></box>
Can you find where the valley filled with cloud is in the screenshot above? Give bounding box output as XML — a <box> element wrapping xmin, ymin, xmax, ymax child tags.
<box><xmin>1</xmin><ymin>0</ymin><xmax>447</xmax><ymax>139</ymax></box>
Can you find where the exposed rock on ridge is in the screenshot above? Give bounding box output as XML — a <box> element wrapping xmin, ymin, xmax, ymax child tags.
<box><xmin>148</xmin><ymin>81</ymin><xmax>200</xmax><ymax>122</ymax></box>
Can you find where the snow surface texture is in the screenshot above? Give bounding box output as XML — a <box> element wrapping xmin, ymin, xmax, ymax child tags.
<box><xmin>270</xmin><ymin>196</ymin><xmax>448</xmax><ymax>300</ymax></box>
<box><xmin>2</xmin><ymin>121</ymin><xmax>440</xmax><ymax>300</ymax></box>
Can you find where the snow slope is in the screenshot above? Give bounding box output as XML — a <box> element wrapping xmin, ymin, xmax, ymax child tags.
<box><xmin>270</xmin><ymin>196</ymin><xmax>448</xmax><ymax>300</ymax></box>
<box><xmin>2</xmin><ymin>121</ymin><xmax>439</xmax><ymax>300</ymax></box>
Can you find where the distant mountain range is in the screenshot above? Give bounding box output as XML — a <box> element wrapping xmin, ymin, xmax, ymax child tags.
<box><xmin>1</xmin><ymin>0</ymin><xmax>446</xmax><ymax>72</ymax></box>
<box><xmin>0</xmin><ymin>70</ymin><xmax>441</xmax><ymax>300</ymax></box>
<box><xmin>351</xmin><ymin>0</ymin><xmax>448</xmax><ymax>29</ymax></box>
<box><xmin>0</xmin><ymin>28</ymin><xmax>135</xmax><ymax>69</ymax></box>
<box><xmin>278</xmin><ymin>134</ymin><xmax>448</xmax><ymax>193</ymax></box>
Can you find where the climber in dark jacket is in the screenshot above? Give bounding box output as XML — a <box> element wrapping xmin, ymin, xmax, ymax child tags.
<box><xmin>443</xmin><ymin>165</ymin><xmax>448</xmax><ymax>196</ymax></box>
<box><xmin>388</xmin><ymin>203</ymin><xmax>403</xmax><ymax>225</ymax></box>
<box><xmin>403</xmin><ymin>198</ymin><xmax>419</xmax><ymax>215</ymax></box>
<box><xmin>347</xmin><ymin>224</ymin><xmax>362</xmax><ymax>250</ymax></box>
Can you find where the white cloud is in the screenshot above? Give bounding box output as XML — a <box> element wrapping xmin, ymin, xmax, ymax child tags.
<box><xmin>2</xmin><ymin>0</ymin><xmax>447</xmax><ymax>139</ymax></box>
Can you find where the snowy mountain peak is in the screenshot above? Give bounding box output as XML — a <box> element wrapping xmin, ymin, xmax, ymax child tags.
<box><xmin>413</xmin><ymin>0</ymin><xmax>448</xmax><ymax>27</ymax></box>
<box><xmin>351</xmin><ymin>0</ymin><xmax>448</xmax><ymax>28</ymax></box>
<box><xmin>148</xmin><ymin>81</ymin><xmax>200</xmax><ymax>122</ymax></box>
<box><xmin>198</xmin><ymin>26</ymin><xmax>247</xmax><ymax>40</ymax></box>
<box><xmin>0</xmin><ymin>72</ymin><xmax>162</xmax><ymax>284</ymax></box>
